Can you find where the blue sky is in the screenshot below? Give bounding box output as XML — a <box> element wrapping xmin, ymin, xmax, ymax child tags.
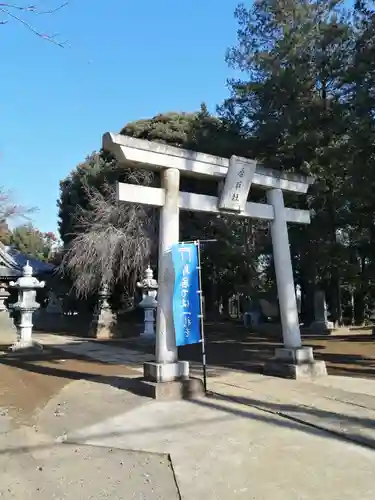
<box><xmin>1</xmin><ymin>0</ymin><xmax>241</xmax><ymax>235</ymax></box>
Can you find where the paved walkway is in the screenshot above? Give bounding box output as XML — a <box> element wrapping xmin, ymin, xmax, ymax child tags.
<box><xmin>209</xmin><ymin>372</ymin><xmax>375</xmax><ymax>449</ymax></box>
<box><xmin>33</xmin><ymin>332</ymin><xmax>223</xmax><ymax>378</ymax></box>
<box><xmin>31</xmin><ymin>332</ymin><xmax>375</xmax><ymax>499</ymax></box>
<box><xmin>66</xmin><ymin>381</ymin><xmax>375</xmax><ymax>500</ymax></box>
<box><xmin>0</xmin><ymin>383</ymin><xmax>179</xmax><ymax>500</ymax></box>
<box><xmin>35</xmin><ymin>333</ymin><xmax>153</xmax><ymax>367</ymax></box>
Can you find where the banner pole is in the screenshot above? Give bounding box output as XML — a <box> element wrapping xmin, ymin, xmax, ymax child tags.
<box><xmin>195</xmin><ymin>240</ymin><xmax>207</xmax><ymax>394</ymax></box>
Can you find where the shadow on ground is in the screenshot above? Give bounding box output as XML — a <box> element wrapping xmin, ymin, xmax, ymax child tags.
<box><xmin>3</xmin><ymin>320</ymin><xmax>375</xmax><ymax>392</ymax></box>
<box><xmin>7</xmin><ymin>319</ymin><xmax>375</xmax><ymax>380</ymax></box>
<box><xmin>2</xmin><ymin>322</ymin><xmax>375</xmax><ymax>445</ymax></box>
<box><xmin>1</xmin><ymin>387</ymin><xmax>375</xmax><ymax>456</ymax></box>
<box><xmin>100</xmin><ymin>322</ymin><xmax>375</xmax><ymax>379</ymax></box>
<box><xmin>0</xmin><ymin>346</ymin><xmax>136</xmax><ymax>384</ymax></box>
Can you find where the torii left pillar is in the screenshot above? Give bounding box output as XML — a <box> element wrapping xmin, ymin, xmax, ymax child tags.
<box><xmin>143</xmin><ymin>167</ymin><xmax>190</xmax><ymax>384</ymax></box>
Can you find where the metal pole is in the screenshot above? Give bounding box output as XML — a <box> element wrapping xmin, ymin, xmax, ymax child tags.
<box><xmin>195</xmin><ymin>240</ymin><xmax>208</xmax><ymax>394</ymax></box>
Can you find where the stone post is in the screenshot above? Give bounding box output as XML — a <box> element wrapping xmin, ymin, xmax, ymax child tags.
<box><xmin>264</xmin><ymin>189</ymin><xmax>327</xmax><ymax>378</ymax></box>
<box><xmin>144</xmin><ymin>167</ymin><xmax>189</xmax><ymax>383</ymax></box>
<box><xmin>9</xmin><ymin>261</ymin><xmax>45</xmax><ymax>352</ymax></box>
<box><xmin>137</xmin><ymin>266</ymin><xmax>158</xmax><ymax>340</ymax></box>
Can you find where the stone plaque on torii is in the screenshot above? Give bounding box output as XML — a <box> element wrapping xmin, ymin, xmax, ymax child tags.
<box><xmin>103</xmin><ymin>132</ymin><xmax>327</xmax><ymax>389</ymax></box>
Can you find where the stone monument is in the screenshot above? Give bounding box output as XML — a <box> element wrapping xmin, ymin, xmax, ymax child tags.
<box><xmin>137</xmin><ymin>266</ymin><xmax>158</xmax><ymax>340</ymax></box>
<box><xmin>8</xmin><ymin>261</ymin><xmax>45</xmax><ymax>351</ymax></box>
<box><xmin>103</xmin><ymin>132</ymin><xmax>327</xmax><ymax>390</ymax></box>
<box><xmin>309</xmin><ymin>290</ymin><xmax>334</xmax><ymax>333</ymax></box>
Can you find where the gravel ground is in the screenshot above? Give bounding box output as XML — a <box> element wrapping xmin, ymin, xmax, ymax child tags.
<box><xmin>0</xmin><ymin>440</ymin><xmax>179</xmax><ymax>500</ymax></box>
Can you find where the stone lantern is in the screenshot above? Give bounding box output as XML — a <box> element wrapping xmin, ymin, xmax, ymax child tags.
<box><xmin>0</xmin><ymin>285</ymin><xmax>10</xmax><ymax>312</ymax></box>
<box><xmin>137</xmin><ymin>266</ymin><xmax>158</xmax><ymax>339</ymax></box>
<box><xmin>89</xmin><ymin>283</ymin><xmax>117</xmax><ymax>339</ymax></box>
<box><xmin>9</xmin><ymin>261</ymin><xmax>45</xmax><ymax>351</ymax></box>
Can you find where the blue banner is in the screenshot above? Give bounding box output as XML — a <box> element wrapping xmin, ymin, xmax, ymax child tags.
<box><xmin>171</xmin><ymin>243</ymin><xmax>201</xmax><ymax>346</ymax></box>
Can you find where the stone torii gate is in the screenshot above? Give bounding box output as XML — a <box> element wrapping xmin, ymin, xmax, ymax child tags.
<box><xmin>103</xmin><ymin>133</ymin><xmax>327</xmax><ymax>388</ymax></box>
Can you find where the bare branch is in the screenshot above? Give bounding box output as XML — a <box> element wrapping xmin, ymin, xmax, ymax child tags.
<box><xmin>0</xmin><ymin>2</ymin><xmax>69</xmax><ymax>47</ymax></box>
<box><xmin>60</xmin><ymin>183</ymin><xmax>157</xmax><ymax>298</ymax></box>
<box><xmin>0</xmin><ymin>185</ymin><xmax>37</xmax><ymax>224</ymax></box>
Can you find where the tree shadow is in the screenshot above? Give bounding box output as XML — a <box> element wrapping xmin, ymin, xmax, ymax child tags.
<box><xmin>27</xmin><ymin>322</ymin><xmax>375</xmax><ymax>380</ymax></box>
<box><xmin>2</xmin><ymin>335</ymin><xmax>375</xmax><ymax>454</ymax></box>
<box><xmin>191</xmin><ymin>391</ymin><xmax>375</xmax><ymax>449</ymax></box>
<box><xmin>0</xmin><ymin>345</ymin><xmax>138</xmax><ymax>389</ymax></box>
<box><xmin>178</xmin><ymin>327</ymin><xmax>328</xmax><ymax>375</ymax></box>
<box><xmin>313</xmin><ymin>350</ymin><xmax>375</xmax><ymax>378</ymax></box>
<box><xmin>0</xmin><ymin>345</ymin><xmax>115</xmax><ymax>366</ymax></box>
<box><xmin>1</xmin><ymin>384</ymin><xmax>375</xmax><ymax>457</ymax></box>
<box><xmin>178</xmin><ymin>324</ymin><xmax>375</xmax><ymax>379</ymax></box>
<box><xmin>334</xmin><ymin>334</ymin><xmax>375</xmax><ymax>342</ymax></box>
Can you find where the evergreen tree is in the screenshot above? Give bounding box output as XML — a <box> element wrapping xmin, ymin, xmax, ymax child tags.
<box><xmin>220</xmin><ymin>0</ymin><xmax>357</xmax><ymax>323</ymax></box>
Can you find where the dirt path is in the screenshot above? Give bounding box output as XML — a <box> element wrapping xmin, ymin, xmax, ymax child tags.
<box><xmin>0</xmin><ymin>346</ymin><xmax>180</xmax><ymax>499</ymax></box>
<box><xmin>111</xmin><ymin>324</ymin><xmax>375</xmax><ymax>379</ymax></box>
<box><xmin>0</xmin><ymin>346</ymin><xmax>137</xmax><ymax>427</ymax></box>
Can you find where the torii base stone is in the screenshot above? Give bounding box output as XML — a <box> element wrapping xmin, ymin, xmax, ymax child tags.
<box><xmin>122</xmin><ymin>361</ymin><xmax>204</xmax><ymax>401</ymax></box>
<box><xmin>264</xmin><ymin>347</ymin><xmax>327</xmax><ymax>379</ymax></box>
<box><xmin>127</xmin><ymin>374</ymin><xmax>205</xmax><ymax>401</ymax></box>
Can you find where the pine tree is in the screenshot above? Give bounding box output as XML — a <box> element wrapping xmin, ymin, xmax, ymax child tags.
<box><xmin>221</xmin><ymin>0</ymin><xmax>354</xmax><ymax>323</ymax></box>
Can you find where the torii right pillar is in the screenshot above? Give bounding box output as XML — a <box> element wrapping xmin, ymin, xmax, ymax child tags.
<box><xmin>264</xmin><ymin>188</ymin><xmax>327</xmax><ymax>379</ymax></box>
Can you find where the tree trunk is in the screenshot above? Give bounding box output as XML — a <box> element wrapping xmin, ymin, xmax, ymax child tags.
<box><xmin>300</xmin><ymin>279</ymin><xmax>315</xmax><ymax>326</ymax></box>
<box><xmin>243</xmin><ymin>220</ymin><xmax>255</xmax><ymax>296</ymax></box>
<box><xmin>299</xmin><ymin>247</ymin><xmax>317</xmax><ymax>326</ymax></box>
<box><xmin>220</xmin><ymin>294</ymin><xmax>230</xmax><ymax>319</ymax></box>
<box><xmin>203</xmin><ymin>280</ymin><xmax>220</xmax><ymax>320</ymax></box>
<box><xmin>326</xmin><ymin>181</ymin><xmax>343</xmax><ymax>326</ymax></box>
<box><xmin>354</xmin><ymin>256</ymin><xmax>368</xmax><ymax>325</ymax></box>
<box><xmin>329</xmin><ymin>273</ymin><xmax>342</xmax><ymax>326</ymax></box>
